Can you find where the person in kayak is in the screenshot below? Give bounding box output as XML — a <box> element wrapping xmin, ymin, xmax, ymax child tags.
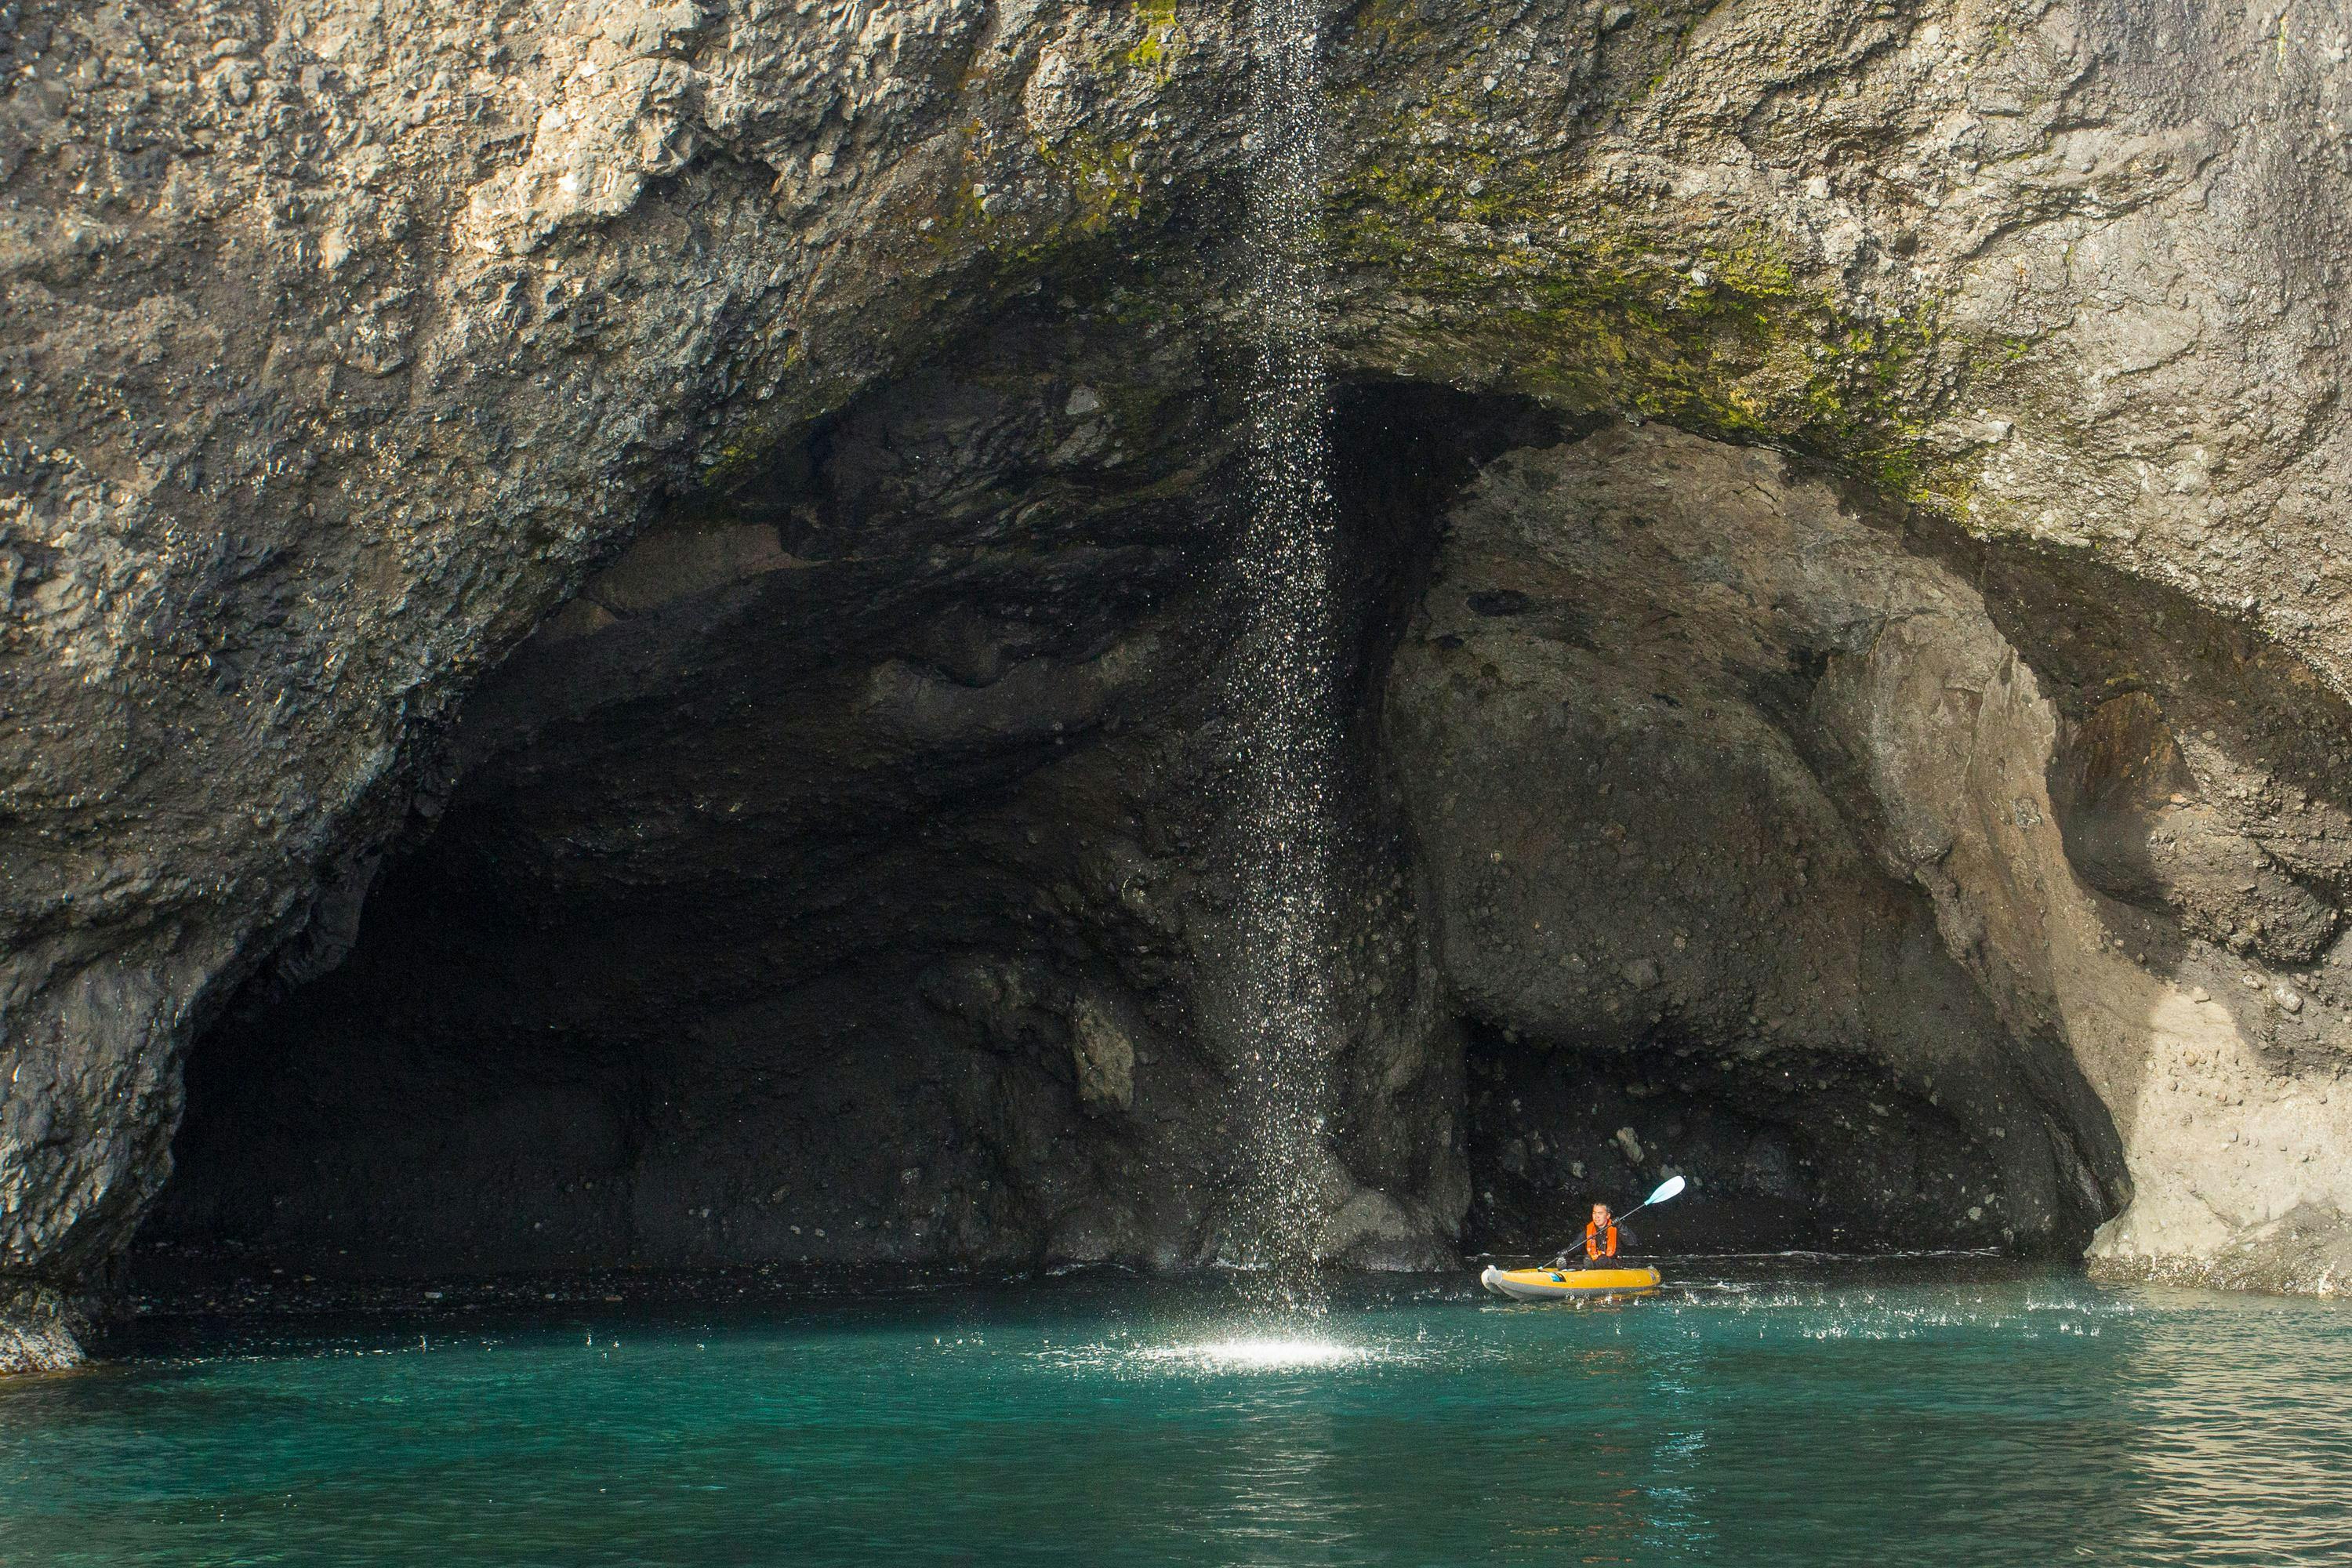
<box><xmin>1550</xmin><ymin>1202</ymin><xmax>1636</xmax><ymax>1269</ymax></box>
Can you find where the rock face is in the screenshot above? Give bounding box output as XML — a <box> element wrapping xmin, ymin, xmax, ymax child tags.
<box><xmin>0</xmin><ymin>1283</ymin><xmax>84</xmax><ymax>1375</ymax></box>
<box><xmin>13</xmin><ymin>0</ymin><xmax>2352</xmax><ymax>1359</ymax></box>
<box><xmin>1392</xmin><ymin>423</ymin><xmax>2352</xmax><ymax>1271</ymax></box>
<box><xmin>1391</xmin><ymin>426</ymin><xmax>2128</xmax><ymax>1254</ymax></box>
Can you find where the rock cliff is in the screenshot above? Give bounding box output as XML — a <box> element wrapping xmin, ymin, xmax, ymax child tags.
<box><xmin>11</xmin><ymin>0</ymin><xmax>2352</xmax><ymax>1363</ymax></box>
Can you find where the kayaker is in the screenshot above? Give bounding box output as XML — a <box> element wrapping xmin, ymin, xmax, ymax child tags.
<box><xmin>1551</xmin><ymin>1203</ymin><xmax>1635</xmax><ymax>1269</ymax></box>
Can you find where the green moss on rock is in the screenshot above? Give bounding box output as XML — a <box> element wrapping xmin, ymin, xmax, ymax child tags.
<box><xmin>1330</xmin><ymin>153</ymin><xmax>1973</xmax><ymax>508</ymax></box>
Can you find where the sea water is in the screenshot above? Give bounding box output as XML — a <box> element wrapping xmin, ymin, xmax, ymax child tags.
<box><xmin>5</xmin><ymin>1260</ymin><xmax>2350</xmax><ymax>1566</ymax></box>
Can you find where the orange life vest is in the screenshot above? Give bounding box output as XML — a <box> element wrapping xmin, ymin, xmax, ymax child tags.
<box><xmin>1584</xmin><ymin>1221</ymin><xmax>1619</xmax><ymax>1260</ymax></box>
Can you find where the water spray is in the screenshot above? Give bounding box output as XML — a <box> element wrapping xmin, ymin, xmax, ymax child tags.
<box><xmin>1226</xmin><ymin>0</ymin><xmax>1340</xmax><ymax>1307</ymax></box>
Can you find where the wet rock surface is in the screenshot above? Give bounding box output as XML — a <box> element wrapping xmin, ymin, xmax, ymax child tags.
<box><xmin>0</xmin><ymin>1283</ymin><xmax>86</xmax><ymax>1375</ymax></box>
<box><xmin>13</xmin><ymin>0</ymin><xmax>2352</xmax><ymax>1357</ymax></box>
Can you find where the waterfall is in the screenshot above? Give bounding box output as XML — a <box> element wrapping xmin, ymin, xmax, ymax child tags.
<box><xmin>1226</xmin><ymin>0</ymin><xmax>1340</xmax><ymax>1304</ymax></box>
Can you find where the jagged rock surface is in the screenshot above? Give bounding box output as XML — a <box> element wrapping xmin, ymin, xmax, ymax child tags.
<box><xmin>11</xmin><ymin>0</ymin><xmax>2352</xmax><ymax>1360</ymax></box>
<box><xmin>0</xmin><ymin>1283</ymin><xmax>85</xmax><ymax>1374</ymax></box>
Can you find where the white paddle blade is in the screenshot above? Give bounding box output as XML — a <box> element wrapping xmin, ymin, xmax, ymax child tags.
<box><xmin>1646</xmin><ymin>1174</ymin><xmax>1687</xmax><ymax>1206</ymax></box>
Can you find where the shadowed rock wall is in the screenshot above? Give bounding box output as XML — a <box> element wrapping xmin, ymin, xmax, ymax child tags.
<box><xmin>140</xmin><ymin>366</ymin><xmax>1532</xmax><ymax>1279</ymax></box>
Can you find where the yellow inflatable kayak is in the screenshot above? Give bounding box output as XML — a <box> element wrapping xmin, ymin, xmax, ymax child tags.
<box><xmin>1479</xmin><ymin>1264</ymin><xmax>1662</xmax><ymax>1301</ymax></box>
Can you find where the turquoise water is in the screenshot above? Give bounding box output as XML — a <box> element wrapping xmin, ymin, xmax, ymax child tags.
<box><xmin>5</xmin><ymin>1262</ymin><xmax>2351</xmax><ymax>1566</ymax></box>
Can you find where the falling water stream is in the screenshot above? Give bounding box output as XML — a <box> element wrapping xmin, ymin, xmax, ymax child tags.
<box><xmin>1226</xmin><ymin>0</ymin><xmax>1342</xmax><ymax>1301</ymax></box>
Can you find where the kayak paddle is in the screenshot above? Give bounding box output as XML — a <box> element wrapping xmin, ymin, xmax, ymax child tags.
<box><xmin>1543</xmin><ymin>1173</ymin><xmax>1688</xmax><ymax>1264</ymax></box>
<box><xmin>1620</xmin><ymin>1173</ymin><xmax>1686</xmax><ymax>1221</ymax></box>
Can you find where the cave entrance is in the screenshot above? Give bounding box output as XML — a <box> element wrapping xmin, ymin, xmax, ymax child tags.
<box><xmin>138</xmin><ymin>336</ymin><xmax>2185</xmax><ymax>1289</ymax></box>
<box><xmin>135</xmin><ymin>328</ymin><xmax>1557</xmax><ymax>1287</ymax></box>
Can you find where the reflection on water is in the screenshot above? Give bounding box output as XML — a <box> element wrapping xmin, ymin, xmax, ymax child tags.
<box><xmin>1034</xmin><ymin>1332</ymin><xmax>1409</xmax><ymax>1377</ymax></box>
<box><xmin>2122</xmin><ymin>1301</ymin><xmax>2352</xmax><ymax>1563</ymax></box>
<box><xmin>1131</xmin><ymin>1338</ymin><xmax>1386</xmax><ymax>1372</ymax></box>
<box><xmin>1209</xmin><ymin>1370</ymin><xmax>1350</xmax><ymax>1565</ymax></box>
<box><xmin>7</xmin><ymin>1263</ymin><xmax>2352</xmax><ymax>1566</ymax></box>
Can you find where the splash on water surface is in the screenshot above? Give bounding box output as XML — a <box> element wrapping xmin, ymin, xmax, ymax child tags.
<box><xmin>1123</xmin><ymin>1335</ymin><xmax>1395</xmax><ymax>1373</ymax></box>
<box><xmin>1033</xmin><ymin>1334</ymin><xmax>1396</xmax><ymax>1377</ymax></box>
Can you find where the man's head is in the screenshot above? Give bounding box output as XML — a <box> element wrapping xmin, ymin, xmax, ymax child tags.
<box><xmin>1591</xmin><ymin>1203</ymin><xmax>1613</xmax><ymax>1226</ymax></box>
